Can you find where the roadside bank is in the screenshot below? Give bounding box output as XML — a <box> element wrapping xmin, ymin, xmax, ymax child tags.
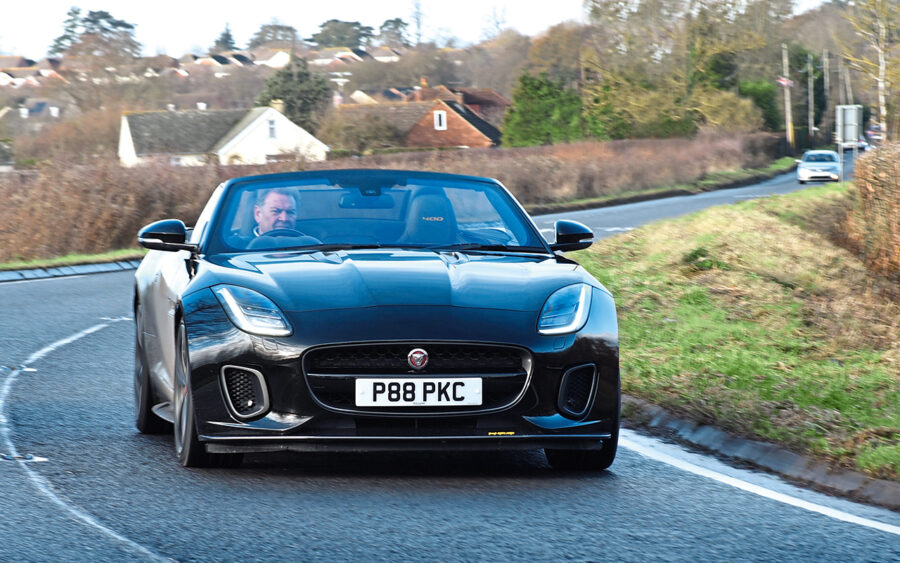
<box><xmin>575</xmin><ymin>183</ymin><xmax>899</xmax><ymax>490</ymax></box>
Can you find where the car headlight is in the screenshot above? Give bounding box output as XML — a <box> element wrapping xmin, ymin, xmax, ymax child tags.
<box><xmin>213</xmin><ymin>285</ymin><xmax>292</xmax><ymax>336</ymax></box>
<box><xmin>538</xmin><ymin>284</ymin><xmax>592</xmax><ymax>335</ymax></box>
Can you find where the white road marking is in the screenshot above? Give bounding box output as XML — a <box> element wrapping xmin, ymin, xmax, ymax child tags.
<box><xmin>0</xmin><ymin>322</ymin><xmax>169</xmax><ymax>561</ymax></box>
<box><xmin>620</xmin><ymin>430</ymin><xmax>900</xmax><ymax>537</ymax></box>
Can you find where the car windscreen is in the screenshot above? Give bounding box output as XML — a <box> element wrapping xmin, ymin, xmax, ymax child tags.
<box><xmin>803</xmin><ymin>153</ymin><xmax>838</xmax><ymax>162</ymax></box>
<box><xmin>206</xmin><ymin>176</ymin><xmax>548</xmax><ymax>254</ymax></box>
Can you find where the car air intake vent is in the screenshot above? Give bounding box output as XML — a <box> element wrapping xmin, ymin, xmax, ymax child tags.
<box><xmin>221</xmin><ymin>365</ymin><xmax>269</xmax><ymax>420</ymax></box>
<box><xmin>558</xmin><ymin>364</ymin><xmax>596</xmax><ymax>419</ymax></box>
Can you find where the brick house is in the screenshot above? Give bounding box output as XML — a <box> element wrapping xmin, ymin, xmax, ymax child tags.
<box><xmin>335</xmin><ymin>100</ymin><xmax>501</xmax><ymax>148</ymax></box>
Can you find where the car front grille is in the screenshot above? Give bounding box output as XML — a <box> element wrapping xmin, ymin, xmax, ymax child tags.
<box><xmin>303</xmin><ymin>343</ymin><xmax>532</xmax><ymax>415</ymax></box>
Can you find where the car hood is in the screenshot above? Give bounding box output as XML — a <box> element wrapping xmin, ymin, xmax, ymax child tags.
<box><xmin>203</xmin><ymin>249</ymin><xmax>598</xmax><ymax>313</ymax></box>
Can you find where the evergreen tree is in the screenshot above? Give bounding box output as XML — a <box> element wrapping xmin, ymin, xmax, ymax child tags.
<box><xmin>503</xmin><ymin>73</ymin><xmax>585</xmax><ymax>146</ymax></box>
<box><xmin>212</xmin><ymin>24</ymin><xmax>237</xmax><ymax>53</ymax></box>
<box><xmin>311</xmin><ymin>20</ymin><xmax>374</xmax><ymax>49</ymax></box>
<box><xmin>247</xmin><ymin>23</ymin><xmax>298</xmax><ymax>50</ymax></box>
<box><xmin>377</xmin><ymin>18</ymin><xmax>410</xmax><ymax>48</ymax></box>
<box><xmin>48</xmin><ymin>6</ymin><xmax>82</xmax><ymax>56</ymax></box>
<box><xmin>256</xmin><ymin>58</ymin><xmax>331</xmax><ymax>131</ymax></box>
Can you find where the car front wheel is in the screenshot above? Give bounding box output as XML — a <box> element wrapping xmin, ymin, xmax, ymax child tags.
<box><xmin>134</xmin><ymin>304</ymin><xmax>169</xmax><ymax>434</ymax></box>
<box><xmin>173</xmin><ymin>319</ymin><xmax>241</xmax><ymax>468</ymax></box>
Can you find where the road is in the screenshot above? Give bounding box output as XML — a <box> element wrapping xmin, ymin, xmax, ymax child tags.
<box><xmin>533</xmin><ymin>156</ymin><xmax>857</xmax><ymax>241</ymax></box>
<box><xmin>2</xmin><ymin>160</ymin><xmax>898</xmax><ymax>562</ymax></box>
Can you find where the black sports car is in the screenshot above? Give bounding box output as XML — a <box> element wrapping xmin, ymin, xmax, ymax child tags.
<box><xmin>134</xmin><ymin>169</ymin><xmax>620</xmax><ymax>468</ymax></box>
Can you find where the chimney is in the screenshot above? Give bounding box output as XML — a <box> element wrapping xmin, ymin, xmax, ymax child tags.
<box><xmin>196</xmin><ymin>102</ymin><xmax>207</xmax><ymax>111</ymax></box>
<box><xmin>269</xmin><ymin>99</ymin><xmax>285</xmax><ymax>114</ymax></box>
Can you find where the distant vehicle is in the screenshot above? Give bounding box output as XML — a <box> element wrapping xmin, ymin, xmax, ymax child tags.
<box><xmin>839</xmin><ymin>136</ymin><xmax>869</xmax><ymax>152</ymax></box>
<box><xmin>133</xmin><ymin>169</ymin><xmax>621</xmax><ymax>469</ymax></box>
<box><xmin>796</xmin><ymin>150</ymin><xmax>841</xmax><ymax>184</ymax></box>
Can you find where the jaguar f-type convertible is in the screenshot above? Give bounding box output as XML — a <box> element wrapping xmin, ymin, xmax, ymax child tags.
<box><xmin>134</xmin><ymin>169</ymin><xmax>620</xmax><ymax>468</ymax></box>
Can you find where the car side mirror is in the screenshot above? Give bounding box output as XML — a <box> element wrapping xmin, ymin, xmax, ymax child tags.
<box><xmin>138</xmin><ymin>219</ymin><xmax>198</xmax><ymax>252</ymax></box>
<box><xmin>550</xmin><ymin>220</ymin><xmax>593</xmax><ymax>252</ymax></box>
<box><xmin>795</xmin><ymin>159</ymin><xmax>802</xmax><ymax>164</ymax></box>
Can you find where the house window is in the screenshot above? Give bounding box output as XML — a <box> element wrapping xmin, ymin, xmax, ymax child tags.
<box><xmin>433</xmin><ymin>110</ymin><xmax>447</xmax><ymax>131</ymax></box>
<box><xmin>268</xmin><ymin>119</ymin><xmax>276</xmax><ymax>138</ymax></box>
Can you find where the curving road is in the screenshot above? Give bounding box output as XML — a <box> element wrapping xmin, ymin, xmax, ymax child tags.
<box><xmin>2</xmin><ymin>161</ymin><xmax>899</xmax><ymax>562</ymax></box>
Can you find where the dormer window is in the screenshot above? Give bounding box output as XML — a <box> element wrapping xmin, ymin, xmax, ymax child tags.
<box><xmin>268</xmin><ymin>119</ymin><xmax>276</xmax><ymax>138</ymax></box>
<box><xmin>433</xmin><ymin>110</ymin><xmax>447</xmax><ymax>131</ymax></box>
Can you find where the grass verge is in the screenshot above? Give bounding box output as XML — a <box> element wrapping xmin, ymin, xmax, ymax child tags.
<box><xmin>526</xmin><ymin>156</ymin><xmax>797</xmax><ymax>214</ymax></box>
<box><xmin>575</xmin><ymin>182</ymin><xmax>899</xmax><ymax>480</ymax></box>
<box><xmin>0</xmin><ymin>248</ymin><xmax>145</xmax><ymax>271</ymax></box>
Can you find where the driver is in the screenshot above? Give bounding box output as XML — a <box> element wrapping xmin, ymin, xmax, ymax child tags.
<box><xmin>254</xmin><ymin>188</ymin><xmax>297</xmax><ymax>235</ymax></box>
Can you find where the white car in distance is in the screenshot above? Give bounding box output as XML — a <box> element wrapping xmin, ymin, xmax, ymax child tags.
<box><xmin>796</xmin><ymin>150</ymin><xmax>842</xmax><ymax>184</ymax></box>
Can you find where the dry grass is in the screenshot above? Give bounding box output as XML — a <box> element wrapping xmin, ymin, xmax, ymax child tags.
<box><xmin>0</xmin><ymin>133</ymin><xmax>780</xmax><ymax>263</ymax></box>
<box><xmin>577</xmin><ymin>184</ymin><xmax>899</xmax><ymax>478</ymax></box>
<box><xmin>311</xmin><ymin>133</ymin><xmax>778</xmax><ymax>203</ymax></box>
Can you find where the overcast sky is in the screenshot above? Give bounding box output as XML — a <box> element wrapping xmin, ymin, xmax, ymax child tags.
<box><xmin>3</xmin><ymin>0</ymin><xmax>826</xmax><ymax>59</ymax></box>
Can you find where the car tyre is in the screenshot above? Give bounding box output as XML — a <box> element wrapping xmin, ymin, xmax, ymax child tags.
<box><xmin>173</xmin><ymin>319</ymin><xmax>242</xmax><ymax>468</ymax></box>
<box><xmin>134</xmin><ymin>304</ymin><xmax>169</xmax><ymax>434</ymax></box>
<box><xmin>798</xmin><ymin>180</ymin><xmax>806</xmax><ymax>184</ymax></box>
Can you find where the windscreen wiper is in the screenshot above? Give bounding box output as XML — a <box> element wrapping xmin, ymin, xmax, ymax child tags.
<box><xmin>279</xmin><ymin>243</ymin><xmax>383</xmax><ymax>253</ymax></box>
<box><xmin>426</xmin><ymin>243</ymin><xmax>549</xmax><ymax>254</ymax></box>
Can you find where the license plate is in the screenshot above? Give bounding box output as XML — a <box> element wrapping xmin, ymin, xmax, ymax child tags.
<box><xmin>355</xmin><ymin>378</ymin><xmax>482</xmax><ymax>407</ymax></box>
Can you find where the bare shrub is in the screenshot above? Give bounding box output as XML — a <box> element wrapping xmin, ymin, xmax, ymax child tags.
<box><xmin>0</xmin><ymin>132</ymin><xmax>781</xmax><ymax>262</ymax></box>
<box><xmin>0</xmin><ymin>160</ymin><xmax>297</xmax><ymax>262</ymax></box>
<box><xmin>842</xmin><ymin>143</ymin><xmax>900</xmax><ymax>279</ymax></box>
<box><xmin>311</xmin><ymin>132</ymin><xmax>780</xmax><ymax>203</ymax></box>
<box><xmin>14</xmin><ymin>107</ymin><xmax>124</xmax><ymax>164</ymax></box>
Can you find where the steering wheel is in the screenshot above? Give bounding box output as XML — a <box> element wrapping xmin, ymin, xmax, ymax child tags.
<box><xmin>261</xmin><ymin>228</ymin><xmax>306</xmax><ymax>237</ymax></box>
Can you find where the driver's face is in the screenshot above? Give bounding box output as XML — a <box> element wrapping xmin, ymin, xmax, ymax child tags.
<box><xmin>254</xmin><ymin>192</ymin><xmax>296</xmax><ymax>234</ymax></box>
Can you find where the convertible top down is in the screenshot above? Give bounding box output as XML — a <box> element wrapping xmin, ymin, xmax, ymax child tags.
<box><xmin>134</xmin><ymin>169</ymin><xmax>620</xmax><ymax>469</ymax></box>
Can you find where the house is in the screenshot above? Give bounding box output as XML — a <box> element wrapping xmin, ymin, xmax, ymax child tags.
<box><xmin>118</xmin><ymin>106</ymin><xmax>329</xmax><ymax>167</ymax></box>
<box><xmin>251</xmin><ymin>48</ymin><xmax>292</xmax><ymax>68</ymax></box>
<box><xmin>452</xmin><ymin>88</ymin><xmax>512</xmax><ymax>129</ymax></box>
<box><xmin>334</xmin><ymin>100</ymin><xmax>501</xmax><ymax>149</ymax></box>
<box><xmin>369</xmin><ymin>46</ymin><xmax>402</xmax><ymax>63</ymax></box>
<box><xmin>308</xmin><ymin>47</ymin><xmax>368</xmax><ymax>66</ymax></box>
<box><xmin>0</xmin><ymin>56</ymin><xmax>35</xmax><ymax>69</ymax></box>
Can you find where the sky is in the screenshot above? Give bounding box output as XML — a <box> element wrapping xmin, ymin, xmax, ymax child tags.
<box><xmin>3</xmin><ymin>0</ymin><xmax>827</xmax><ymax>60</ymax></box>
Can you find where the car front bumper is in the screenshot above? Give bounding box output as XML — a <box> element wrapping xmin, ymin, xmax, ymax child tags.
<box><xmin>181</xmin><ymin>287</ymin><xmax>620</xmax><ymax>453</ymax></box>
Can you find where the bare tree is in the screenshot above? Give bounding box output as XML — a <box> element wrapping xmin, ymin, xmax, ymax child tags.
<box><xmin>842</xmin><ymin>0</ymin><xmax>898</xmax><ymax>142</ymax></box>
<box><xmin>411</xmin><ymin>0</ymin><xmax>424</xmax><ymax>46</ymax></box>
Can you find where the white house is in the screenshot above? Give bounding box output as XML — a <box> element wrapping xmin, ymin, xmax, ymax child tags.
<box><xmin>250</xmin><ymin>48</ymin><xmax>292</xmax><ymax>69</ymax></box>
<box><xmin>118</xmin><ymin>106</ymin><xmax>329</xmax><ymax>167</ymax></box>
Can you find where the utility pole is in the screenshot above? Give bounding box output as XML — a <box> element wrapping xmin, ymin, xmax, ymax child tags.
<box><xmin>844</xmin><ymin>66</ymin><xmax>854</xmax><ymax>104</ymax></box>
<box><xmin>782</xmin><ymin>43</ymin><xmax>795</xmax><ymax>151</ymax></box>
<box><xmin>821</xmin><ymin>49</ymin><xmax>830</xmax><ymax>130</ymax></box>
<box><xmin>838</xmin><ymin>59</ymin><xmax>847</xmax><ymax>105</ymax></box>
<box><xmin>808</xmin><ymin>53</ymin><xmax>815</xmax><ymax>147</ymax></box>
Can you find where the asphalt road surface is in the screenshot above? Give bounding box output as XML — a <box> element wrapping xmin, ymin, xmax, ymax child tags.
<box><xmin>2</xmin><ymin>161</ymin><xmax>898</xmax><ymax>562</ymax></box>
<box><xmin>533</xmin><ymin>155</ymin><xmax>858</xmax><ymax>241</ymax></box>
